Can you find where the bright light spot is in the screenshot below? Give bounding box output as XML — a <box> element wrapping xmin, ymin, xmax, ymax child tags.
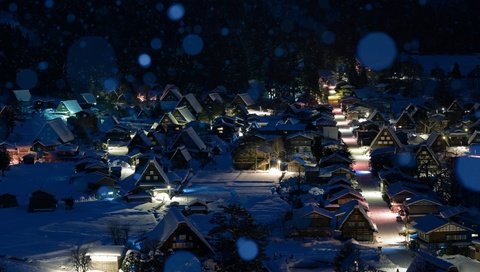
<box><xmin>357</xmin><ymin>32</ymin><xmax>397</xmax><ymax>71</ymax></box>
<box><xmin>236</xmin><ymin>237</ymin><xmax>258</xmax><ymax>261</ymax></box>
<box><xmin>44</xmin><ymin>0</ymin><xmax>54</xmax><ymax>8</ymax></box>
<box><xmin>38</xmin><ymin>61</ymin><xmax>49</xmax><ymax>70</ymax></box>
<box><xmin>455</xmin><ymin>156</ymin><xmax>480</xmax><ymax>191</ymax></box>
<box><xmin>150</xmin><ymin>38</ymin><xmax>162</xmax><ymax>50</ymax></box>
<box><xmin>362</xmin><ymin>190</ymin><xmax>382</xmax><ymax>199</ymax></box>
<box><xmin>355</xmin><ymin>170</ymin><xmax>371</xmax><ymax>175</ymax></box>
<box><xmin>164</xmin><ymin>251</ymin><xmax>201</xmax><ymax>272</ymax></box>
<box><xmin>16</xmin><ymin>69</ymin><xmax>38</xmax><ymax>89</ymax></box>
<box><xmin>167</xmin><ymin>4</ymin><xmax>185</xmax><ymax>21</ymax></box>
<box><xmin>154</xmin><ymin>192</ymin><xmax>170</xmax><ymax>202</ymax></box>
<box><xmin>103</xmin><ymin>78</ymin><xmax>119</xmax><ymax>92</ymax></box>
<box><xmin>321</xmin><ymin>31</ymin><xmax>336</xmax><ymax>45</ymax></box>
<box><xmin>138</xmin><ymin>53</ymin><xmax>151</xmax><ymax>68</ymax></box>
<box><xmin>182</xmin><ymin>34</ymin><xmax>204</xmax><ymax>55</ymax></box>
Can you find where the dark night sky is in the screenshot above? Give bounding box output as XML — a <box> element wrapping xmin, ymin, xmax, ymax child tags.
<box><xmin>1</xmin><ymin>0</ymin><xmax>480</xmax><ymax>96</ymax></box>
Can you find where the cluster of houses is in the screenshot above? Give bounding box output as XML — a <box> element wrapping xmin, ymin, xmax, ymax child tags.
<box><xmin>338</xmin><ymin>89</ymin><xmax>480</xmax><ymax>260</ymax></box>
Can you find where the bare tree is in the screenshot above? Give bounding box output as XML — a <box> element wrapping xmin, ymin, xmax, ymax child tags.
<box><xmin>108</xmin><ymin>221</ymin><xmax>130</xmax><ymax>245</ymax></box>
<box><xmin>71</xmin><ymin>245</ymin><xmax>91</xmax><ymax>272</ymax></box>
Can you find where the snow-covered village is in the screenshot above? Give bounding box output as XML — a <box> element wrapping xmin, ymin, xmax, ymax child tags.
<box><xmin>2</xmin><ymin>1</ymin><xmax>480</xmax><ymax>272</ymax></box>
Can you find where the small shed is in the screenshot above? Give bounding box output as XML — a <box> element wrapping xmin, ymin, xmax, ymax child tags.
<box><xmin>28</xmin><ymin>190</ymin><xmax>57</xmax><ymax>212</ymax></box>
<box><xmin>87</xmin><ymin>245</ymin><xmax>125</xmax><ymax>272</ymax></box>
<box><xmin>0</xmin><ymin>193</ymin><xmax>18</xmax><ymax>208</ymax></box>
<box><xmin>22</xmin><ymin>153</ymin><xmax>36</xmax><ymax>164</ymax></box>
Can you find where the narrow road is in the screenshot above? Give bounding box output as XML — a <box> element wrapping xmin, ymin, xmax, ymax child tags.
<box><xmin>333</xmin><ymin>106</ymin><xmax>415</xmax><ymax>271</ymax></box>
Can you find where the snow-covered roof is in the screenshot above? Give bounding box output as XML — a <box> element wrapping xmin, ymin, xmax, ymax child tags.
<box><xmin>181</xmin><ymin>93</ymin><xmax>203</xmax><ymax>114</ymax></box>
<box><xmin>141</xmin><ymin>208</ymin><xmax>214</xmax><ymax>253</ymax></box>
<box><xmin>207</xmin><ymin>92</ymin><xmax>224</xmax><ymax>104</ymax></box>
<box><xmin>235</xmin><ymin>93</ymin><xmax>255</xmax><ymax>106</ymax></box>
<box><xmin>386</xmin><ymin>182</ymin><xmax>419</xmax><ymax>199</ymax></box>
<box><xmin>177</xmin><ymin>127</ymin><xmax>207</xmax><ymax>151</ymax></box>
<box><xmin>328</xmin><ymin>188</ymin><xmax>364</xmax><ymax>203</ymax></box>
<box><xmin>440</xmin><ymin>205</ymin><xmax>467</xmax><ymax>219</ymax></box>
<box><xmin>404</xmin><ymin>194</ymin><xmax>442</xmax><ymax>206</ymax></box>
<box><xmin>12</xmin><ymin>89</ymin><xmax>31</xmax><ymax>102</ymax></box>
<box><xmin>319</xmin><ymin>152</ymin><xmax>353</xmax><ymax>165</ymax></box>
<box><xmin>135</xmin><ymin>159</ymin><xmax>170</xmax><ymax>187</ymax></box>
<box><xmin>415</xmin><ymin>145</ymin><xmax>441</xmax><ymax>166</ymax></box>
<box><xmin>80</xmin><ymin>93</ymin><xmax>97</xmax><ymax>105</ymax></box>
<box><xmin>327</xmin><ymin>175</ymin><xmax>353</xmax><ymax>186</ymax></box>
<box><xmin>174</xmin><ymin>106</ymin><xmax>196</xmax><ymax>123</ymax></box>
<box><xmin>87</xmin><ymin>245</ymin><xmax>125</xmax><ymax>257</ymax></box>
<box><xmin>468</xmin><ymin>130</ymin><xmax>480</xmax><ymax>145</ymax></box>
<box><xmin>408</xmin><ymin>250</ymin><xmax>457</xmax><ymax>272</ymax></box>
<box><xmin>294</xmin><ymin>204</ymin><xmax>333</xmax><ymax>219</ymax></box>
<box><xmin>171</xmin><ymin>146</ymin><xmax>192</xmax><ymax>162</ymax></box>
<box><xmin>160</xmin><ymin>84</ymin><xmax>182</xmax><ymax>101</ymax></box>
<box><xmin>318</xmin><ymin>164</ymin><xmax>354</xmax><ymax>178</ymax></box>
<box><xmin>286</xmin><ymin>133</ymin><xmax>313</xmax><ymax>141</ymax></box>
<box><xmin>35</xmin><ymin>118</ymin><xmax>74</xmax><ymax>144</ymax></box>
<box><xmin>413</xmin><ymin>214</ymin><xmax>459</xmax><ymax>233</ymax></box>
<box><xmin>370</xmin><ymin>126</ymin><xmax>403</xmax><ymax>148</ymax></box>
<box><xmin>57</xmin><ymin>100</ymin><xmax>82</xmax><ymax>114</ymax></box>
<box><xmin>336</xmin><ymin>200</ymin><xmax>377</xmax><ymax>231</ymax></box>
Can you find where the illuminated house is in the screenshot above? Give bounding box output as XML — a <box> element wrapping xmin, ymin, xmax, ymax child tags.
<box><xmin>138</xmin><ymin>208</ymin><xmax>214</xmax><ymax>256</ymax></box>
<box><xmin>290</xmin><ymin>205</ymin><xmax>334</xmax><ymax>237</ymax></box>
<box><xmin>425</xmin><ymin>131</ymin><xmax>449</xmax><ymax>153</ymax></box>
<box><xmin>404</xmin><ymin>195</ymin><xmax>443</xmax><ymax>221</ymax></box>
<box><xmin>394</xmin><ymin>110</ymin><xmax>417</xmax><ymax>132</ymax></box>
<box><xmin>415</xmin><ymin>145</ymin><xmax>441</xmax><ymax>178</ymax></box>
<box><xmin>159</xmin><ymin>84</ymin><xmax>183</xmax><ymax>111</ymax></box>
<box><xmin>32</xmin><ymin>118</ymin><xmax>75</xmax><ymax>153</ymax></box>
<box><xmin>56</xmin><ymin>100</ymin><xmax>83</xmax><ymax>116</ymax></box>
<box><xmin>134</xmin><ymin>159</ymin><xmax>171</xmax><ymax>193</ymax></box>
<box><xmin>87</xmin><ymin>245</ymin><xmax>125</xmax><ymax>272</ymax></box>
<box><xmin>367</xmin><ymin>109</ymin><xmax>389</xmax><ymax>126</ymax></box>
<box><xmin>370</xmin><ymin>127</ymin><xmax>402</xmax><ymax>151</ymax></box>
<box><xmin>413</xmin><ymin>214</ymin><xmax>473</xmax><ymax>251</ymax></box>
<box><xmin>335</xmin><ymin>200</ymin><xmax>377</xmax><ymax>242</ymax></box>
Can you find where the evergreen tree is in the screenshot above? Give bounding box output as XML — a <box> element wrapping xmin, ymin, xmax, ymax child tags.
<box><xmin>121</xmin><ymin>251</ymin><xmax>140</xmax><ymax>272</ymax></box>
<box><xmin>0</xmin><ymin>148</ymin><xmax>11</xmax><ymax>176</ymax></box>
<box><xmin>209</xmin><ymin>203</ymin><xmax>267</xmax><ymax>272</ymax></box>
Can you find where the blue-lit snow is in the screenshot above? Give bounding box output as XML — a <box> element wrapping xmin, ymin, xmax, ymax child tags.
<box><xmin>237</xmin><ymin>237</ymin><xmax>259</xmax><ymax>261</ymax></box>
<box><xmin>164</xmin><ymin>251</ymin><xmax>201</xmax><ymax>272</ymax></box>
<box><xmin>357</xmin><ymin>32</ymin><xmax>397</xmax><ymax>71</ymax></box>
<box><xmin>16</xmin><ymin>69</ymin><xmax>38</xmax><ymax>89</ymax></box>
<box><xmin>182</xmin><ymin>34</ymin><xmax>204</xmax><ymax>55</ymax></box>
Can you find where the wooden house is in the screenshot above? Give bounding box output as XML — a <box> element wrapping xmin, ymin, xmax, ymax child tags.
<box><xmin>80</xmin><ymin>92</ymin><xmax>97</xmax><ymax>107</ymax></box>
<box><xmin>425</xmin><ymin>132</ymin><xmax>449</xmax><ymax>153</ymax></box>
<box><xmin>447</xmin><ymin>99</ymin><xmax>464</xmax><ymax>114</ymax></box>
<box><xmin>370</xmin><ymin>127</ymin><xmax>402</xmax><ymax>151</ymax></box>
<box><xmin>0</xmin><ymin>193</ymin><xmax>18</xmax><ymax>208</ymax></box>
<box><xmin>319</xmin><ymin>152</ymin><xmax>352</xmax><ymax>167</ymax></box>
<box><xmin>386</xmin><ymin>182</ymin><xmax>419</xmax><ymax>213</ymax></box>
<box><xmin>128</xmin><ymin>131</ymin><xmax>153</xmax><ymax>151</ymax></box>
<box><xmin>469</xmin><ymin>240</ymin><xmax>480</xmax><ymax>261</ymax></box>
<box><xmin>140</xmin><ymin>208</ymin><xmax>214</xmax><ymax>256</ymax></box>
<box><xmin>394</xmin><ymin>111</ymin><xmax>417</xmax><ymax>132</ymax></box>
<box><xmin>170</xmin><ymin>146</ymin><xmax>192</xmax><ymax>169</ymax></box>
<box><xmin>327</xmin><ymin>175</ymin><xmax>354</xmax><ymax>188</ymax></box>
<box><xmin>212</xmin><ymin>117</ymin><xmax>239</xmax><ymax>142</ymax></box>
<box><xmin>56</xmin><ymin>100</ymin><xmax>82</xmax><ymax>116</ymax></box>
<box><xmin>404</xmin><ymin>195</ymin><xmax>443</xmax><ymax>221</ymax></box>
<box><xmin>335</xmin><ymin>201</ymin><xmax>377</xmax><ymax>241</ymax></box>
<box><xmin>202</xmin><ymin>92</ymin><xmax>224</xmax><ymax>113</ymax></box>
<box><xmin>290</xmin><ymin>205</ymin><xmax>333</xmax><ymax>237</ymax></box>
<box><xmin>230</xmin><ymin>93</ymin><xmax>255</xmax><ymax>109</ymax></box>
<box><xmin>28</xmin><ymin>190</ymin><xmax>57</xmax><ymax>212</ymax></box>
<box><xmin>327</xmin><ymin>188</ymin><xmax>366</xmax><ymax>207</ymax></box>
<box><xmin>11</xmin><ymin>89</ymin><xmax>32</xmax><ymax>114</ymax></box>
<box><xmin>184</xmin><ymin>199</ymin><xmax>209</xmax><ymax>215</ymax></box>
<box><xmin>408</xmin><ymin>251</ymin><xmax>458</xmax><ymax>272</ymax></box>
<box><xmin>32</xmin><ymin>118</ymin><xmax>75</xmax><ymax>153</ymax></box>
<box><xmin>87</xmin><ymin>246</ymin><xmax>125</xmax><ymax>272</ymax></box>
<box><xmin>134</xmin><ymin>159</ymin><xmax>171</xmax><ymax>193</ymax></box>
<box><xmin>415</xmin><ymin>145</ymin><xmax>441</xmax><ymax>178</ymax></box>
<box><xmin>158</xmin><ymin>112</ymin><xmax>183</xmax><ymax>132</ymax></box>
<box><xmin>159</xmin><ymin>84</ymin><xmax>182</xmax><ymax>111</ymax></box>
<box><xmin>172</xmin><ymin>127</ymin><xmax>207</xmax><ymax>154</ymax></box>
<box><xmin>318</xmin><ymin>164</ymin><xmax>354</xmax><ymax>181</ymax></box>
<box><xmin>447</xmin><ymin>129</ymin><xmax>469</xmax><ymax>146</ymax></box>
<box><xmin>285</xmin><ymin>133</ymin><xmax>312</xmax><ymax>159</ymax></box>
<box><xmin>287</xmin><ymin>157</ymin><xmax>306</xmax><ymax>173</ymax></box>
<box><xmin>172</xmin><ymin>106</ymin><xmax>196</xmax><ymax>124</ymax></box>
<box><xmin>71</xmin><ymin>172</ymin><xmax>118</xmax><ymax>195</ymax></box>
<box><xmin>413</xmin><ymin>214</ymin><xmax>473</xmax><ymax>251</ymax></box>
<box><xmin>176</xmin><ymin>93</ymin><xmax>203</xmax><ymax>115</ymax></box>
<box><xmin>367</xmin><ymin>110</ymin><xmax>389</xmax><ymax>126</ymax></box>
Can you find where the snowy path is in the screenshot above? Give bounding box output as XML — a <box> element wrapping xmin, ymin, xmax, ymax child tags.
<box><xmin>333</xmin><ymin>107</ymin><xmax>413</xmax><ymax>271</ymax></box>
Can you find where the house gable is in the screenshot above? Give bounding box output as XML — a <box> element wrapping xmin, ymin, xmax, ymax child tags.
<box><xmin>135</xmin><ymin>160</ymin><xmax>170</xmax><ymax>188</ymax></box>
<box><xmin>370</xmin><ymin>127</ymin><xmax>402</xmax><ymax>150</ymax></box>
